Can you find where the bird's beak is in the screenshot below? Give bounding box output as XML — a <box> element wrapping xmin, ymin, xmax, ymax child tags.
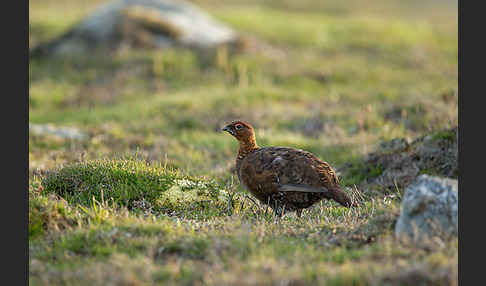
<box><xmin>222</xmin><ymin>125</ymin><xmax>234</xmax><ymax>135</ymax></box>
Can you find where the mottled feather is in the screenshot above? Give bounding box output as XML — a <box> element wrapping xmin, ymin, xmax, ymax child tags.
<box><xmin>223</xmin><ymin>121</ymin><xmax>354</xmax><ymax>215</ymax></box>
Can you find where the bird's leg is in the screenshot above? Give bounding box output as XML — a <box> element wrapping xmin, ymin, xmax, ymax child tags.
<box><xmin>296</xmin><ymin>209</ymin><xmax>303</xmax><ymax>218</ymax></box>
<box><xmin>264</xmin><ymin>196</ymin><xmax>271</xmax><ymax>219</ymax></box>
<box><xmin>272</xmin><ymin>202</ymin><xmax>283</xmax><ymax>219</ymax></box>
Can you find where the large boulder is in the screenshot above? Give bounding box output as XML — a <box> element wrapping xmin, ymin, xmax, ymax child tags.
<box><xmin>395</xmin><ymin>174</ymin><xmax>458</xmax><ymax>243</ymax></box>
<box><xmin>30</xmin><ymin>0</ymin><xmax>239</xmax><ymax>57</ymax></box>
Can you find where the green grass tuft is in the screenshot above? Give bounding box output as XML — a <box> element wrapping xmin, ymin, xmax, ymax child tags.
<box><xmin>41</xmin><ymin>157</ymin><xmax>227</xmax><ymax>218</ymax></box>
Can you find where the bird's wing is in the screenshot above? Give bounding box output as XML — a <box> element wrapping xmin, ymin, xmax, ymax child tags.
<box><xmin>256</xmin><ymin>147</ymin><xmax>339</xmax><ymax>186</ymax></box>
<box><xmin>240</xmin><ymin>147</ymin><xmax>354</xmax><ymax>207</ymax></box>
<box><xmin>277</xmin><ymin>184</ymin><xmax>330</xmax><ymax>193</ymax></box>
<box><xmin>278</xmin><ymin>183</ymin><xmax>353</xmax><ymax>207</ymax></box>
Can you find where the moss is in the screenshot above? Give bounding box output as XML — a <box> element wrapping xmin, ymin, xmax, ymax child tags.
<box><xmin>432</xmin><ymin>129</ymin><xmax>456</xmax><ymax>142</ymax></box>
<box><xmin>368</xmin><ymin>164</ymin><xmax>384</xmax><ymax>177</ymax></box>
<box><xmin>41</xmin><ymin>157</ymin><xmax>225</xmax><ymax>216</ymax></box>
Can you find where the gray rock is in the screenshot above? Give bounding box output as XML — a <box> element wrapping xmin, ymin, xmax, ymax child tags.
<box><xmin>395</xmin><ymin>174</ymin><xmax>458</xmax><ymax>243</ymax></box>
<box><xmin>31</xmin><ymin>0</ymin><xmax>238</xmax><ymax>57</ymax></box>
<box><xmin>29</xmin><ymin>123</ymin><xmax>87</xmax><ymax>140</ymax></box>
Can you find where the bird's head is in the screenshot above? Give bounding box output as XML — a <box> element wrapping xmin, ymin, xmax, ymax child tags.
<box><xmin>222</xmin><ymin>120</ymin><xmax>257</xmax><ymax>145</ymax></box>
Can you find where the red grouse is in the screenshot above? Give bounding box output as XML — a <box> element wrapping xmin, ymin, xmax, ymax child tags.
<box><xmin>222</xmin><ymin>120</ymin><xmax>354</xmax><ymax>216</ymax></box>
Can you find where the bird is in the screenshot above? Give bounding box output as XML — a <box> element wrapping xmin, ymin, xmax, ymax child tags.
<box><xmin>222</xmin><ymin>120</ymin><xmax>355</xmax><ymax>217</ymax></box>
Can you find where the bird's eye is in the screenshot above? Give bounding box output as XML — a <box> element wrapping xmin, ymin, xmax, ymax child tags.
<box><xmin>235</xmin><ymin>124</ymin><xmax>242</xmax><ymax>130</ymax></box>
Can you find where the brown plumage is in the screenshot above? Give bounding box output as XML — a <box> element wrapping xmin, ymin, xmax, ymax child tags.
<box><xmin>222</xmin><ymin>120</ymin><xmax>355</xmax><ymax>217</ymax></box>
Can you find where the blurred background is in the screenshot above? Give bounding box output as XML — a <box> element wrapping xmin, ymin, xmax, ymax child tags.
<box><xmin>29</xmin><ymin>0</ymin><xmax>458</xmax><ymax>181</ymax></box>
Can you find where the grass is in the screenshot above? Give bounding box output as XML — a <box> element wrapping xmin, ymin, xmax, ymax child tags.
<box><xmin>30</xmin><ymin>167</ymin><xmax>456</xmax><ymax>284</ymax></box>
<box><xmin>29</xmin><ymin>0</ymin><xmax>458</xmax><ymax>284</ymax></box>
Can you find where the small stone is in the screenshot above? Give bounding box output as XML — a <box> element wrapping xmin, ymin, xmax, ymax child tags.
<box><xmin>29</xmin><ymin>123</ymin><xmax>87</xmax><ymax>140</ymax></box>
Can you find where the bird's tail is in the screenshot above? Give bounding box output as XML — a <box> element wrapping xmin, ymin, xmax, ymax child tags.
<box><xmin>327</xmin><ymin>186</ymin><xmax>356</xmax><ymax>208</ymax></box>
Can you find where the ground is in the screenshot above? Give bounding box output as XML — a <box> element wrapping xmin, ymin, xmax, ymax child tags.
<box><xmin>29</xmin><ymin>0</ymin><xmax>458</xmax><ymax>284</ymax></box>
